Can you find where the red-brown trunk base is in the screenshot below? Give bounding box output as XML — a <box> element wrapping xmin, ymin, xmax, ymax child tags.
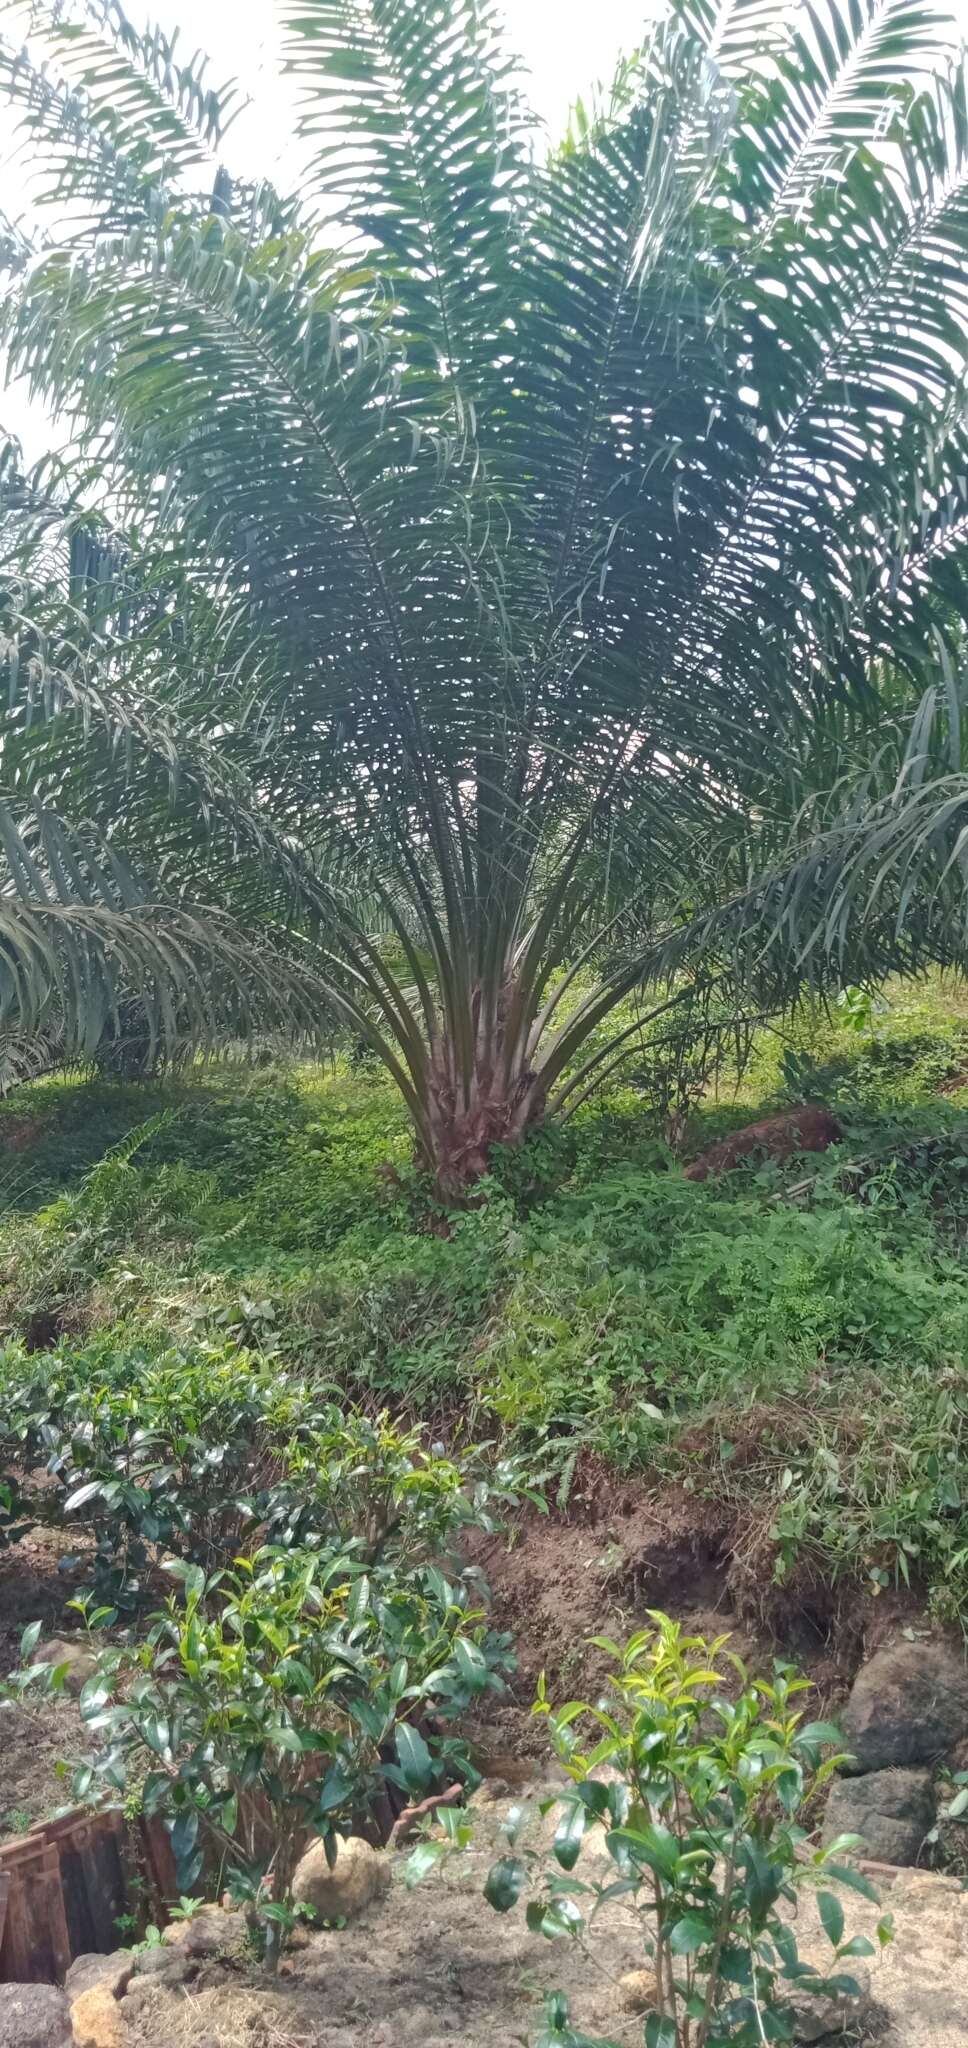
<box><xmin>425</xmin><ymin>1071</ymin><xmax>545</xmax><ymax>1201</ymax></box>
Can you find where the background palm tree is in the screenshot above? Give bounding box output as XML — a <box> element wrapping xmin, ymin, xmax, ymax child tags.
<box><xmin>1</xmin><ymin>0</ymin><xmax>968</xmax><ymax>1192</ymax></box>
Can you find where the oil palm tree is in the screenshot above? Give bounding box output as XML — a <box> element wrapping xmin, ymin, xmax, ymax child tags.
<box><xmin>1</xmin><ymin>0</ymin><xmax>968</xmax><ymax>1191</ymax></box>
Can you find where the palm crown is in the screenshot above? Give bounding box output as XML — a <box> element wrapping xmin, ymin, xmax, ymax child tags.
<box><xmin>1</xmin><ymin>0</ymin><xmax>968</xmax><ymax>1189</ymax></box>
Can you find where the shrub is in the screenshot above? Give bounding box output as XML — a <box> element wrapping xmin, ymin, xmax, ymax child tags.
<box><xmin>480</xmin><ymin>1168</ymin><xmax>968</xmax><ymax>1448</ymax></box>
<box><xmin>0</xmin><ymin>1335</ymin><xmax>524</xmax><ymax>1608</ymax></box>
<box><xmin>265</xmin><ymin>1403</ymin><xmax>523</xmax><ymax>1561</ymax></box>
<box><xmin>482</xmin><ymin>1616</ymin><xmax>890</xmax><ymax>2048</ymax></box>
<box><xmin>0</xmin><ymin>1336</ymin><xmax>302</xmax><ymax>1604</ymax></box>
<box><xmin>13</xmin><ymin>1542</ymin><xmax>512</xmax><ymax>1970</ymax></box>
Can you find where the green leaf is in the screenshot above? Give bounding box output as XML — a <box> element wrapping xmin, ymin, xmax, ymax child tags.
<box><xmin>526</xmin><ymin>1894</ymin><xmax>584</xmax><ymax>1939</ymax></box>
<box><xmin>821</xmin><ymin>1974</ymin><xmax>865</xmax><ymax>1999</ymax></box>
<box><xmin>19</xmin><ymin>1620</ymin><xmax>42</xmax><ymax>1661</ymax></box>
<box><xmin>553</xmin><ymin>1801</ymin><xmax>587</xmax><ymax>1872</ymax></box>
<box><xmin>268</xmin><ymin>1723</ymin><xmax>306</xmax><ymax>1754</ymax></box>
<box><xmin>837</xmin><ymin>1936</ymin><xmax>875</xmax><ymax>1959</ymax></box>
<box><xmin>484</xmin><ymin>1856</ymin><xmax>527</xmax><ymax>1913</ymax></box>
<box><xmin>798</xmin><ymin>1721</ymin><xmax>844</xmax><ymax>1748</ymax></box>
<box><xmin>818</xmin><ymin>1891</ymin><xmax>845</xmax><ymax>1948</ymax></box>
<box><xmin>396</xmin><ymin>1721</ymin><xmax>433</xmax><ymax>1796</ymax></box>
<box><xmin>170</xmin><ymin>1806</ymin><xmax>199</xmax><ymax>1885</ymax></box>
<box><xmin>64</xmin><ymin>1481</ymin><xmax>102</xmax><ymax>1512</ymax></box>
<box><xmin>405</xmin><ymin>1840</ymin><xmax>447</xmax><ymax>1887</ymax></box>
<box><xmin>669</xmin><ymin>1911</ymin><xmax>715</xmax><ymax>1956</ymax></box>
<box><xmin>535</xmin><ymin>1989</ymin><xmax>618</xmax><ymax>2047</ymax></box>
<box><xmin>315</xmin><ymin>1767</ymin><xmax>354</xmax><ymax>1816</ymax></box>
<box><xmin>607</xmin><ymin>1823</ymin><xmax>679</xmax><ymax>1880</ymax></box>
<box><xmin>820</xmin><ymin>1863</ymin><xmax>881</xmax><ymax>1903</ymax></box>
<box><xmin>452</xmin><ymin>1637</ymin><xmax>488</xmax><ymax>1692</ymax></box>
<box><xmin>139</xmin><ymin>1712</ymin><xmax>171</xmax><ymax>1757</ymax></box>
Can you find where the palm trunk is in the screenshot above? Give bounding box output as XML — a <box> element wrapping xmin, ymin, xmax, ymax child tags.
<box><xmin>423</xmin><ymin>1027</ymin><xmax>545</xmax><ymax>1201</ymax></box>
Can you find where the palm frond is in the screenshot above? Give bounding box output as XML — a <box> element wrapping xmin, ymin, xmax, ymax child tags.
<box><xmin>281</xmin><ymin>0</ymin><xmax>530</xmax><ymax>406</ymax></box>
<box><xmin>0</xmin><ymin>796</ymin><xmax>335</xmax><ymax>1067</ymax></box>
<box><xmin>1</xmin><ymin>0</ymin><xmax>967</xmax><ymax>1182</ymax></box>
<box><xmin>0</xmin><ymin>0</ymin><xmax>237</xmax><ymax>228</ymax></box>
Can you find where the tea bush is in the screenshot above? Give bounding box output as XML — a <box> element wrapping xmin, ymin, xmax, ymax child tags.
<box><xmin>0</xmin><ymin>1335</ymin><xmax>306</xmax><ymax>1601</ymax></box>
<box><xmin>0</xmin><ymin>1334</ymin><xmax>524</xmax><ymax>1608</ymax></box>
<box><xmin>482</xmin><ymin>1616</ymin><xmax>891</xmax><ymax>2048</ymax></box>
<box><xmin>13</xmin><ymin>1542</ymin><xmax>512</xmax><ymax>1969</ymax></box>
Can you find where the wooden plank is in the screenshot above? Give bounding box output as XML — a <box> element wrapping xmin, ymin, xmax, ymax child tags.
<box><xmin>42</xmin><ymin>1844</ymin><xmax>72</xmax><ymax>1981</ymax></box>
<box><xmin>83</xmin><ymin>1827</ymin><xmax>126</xmax><ymax>1953</ymax></box>
<box><xmin>36</xmin><ymin>1808</ymin><xmax>91</xmax><ymax>1844</ymax></box>
<box><xmin>0</xmin><ymin>1807</ymin><xmax>156</xmax><ymax>1983</ymax></box>
<box><xmin>60</xmin><ymin>1842</ymin><xmax>97</xmax><ymax>1964</ymax></box>
<box><xmin>0</xmin><ymin>1859</ymin><xmax>30</xmax><ymax>1981</ymax></box>
<box><xmin>140</xmin><ymin>1815</ymin><xmax>177</xmax><ymax>1912</ymax></box>
<box><xmin>19</xmin><ymin>1863</ymin><xmax>56</xmax><ymax>1983</ymax></box>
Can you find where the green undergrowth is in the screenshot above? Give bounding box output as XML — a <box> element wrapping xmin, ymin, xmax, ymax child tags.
<box><xmin>3</xmin><ymin>975</ymin><xmax>968</xmax><ymax>1622</ymax></box>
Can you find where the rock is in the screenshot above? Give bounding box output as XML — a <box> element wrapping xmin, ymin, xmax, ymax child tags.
<box><xmin>114</xmin><ymin>1985</ymin><xmax>155</xmax><ymax>2019</ymax></box>
<box><xmin>32</xmin><ymin>1639</ymin><xmax>97</xmax><ymax>1697</ymax></box>
<box><xmin>823</xmin><ymin>1766</ymin><xmax>934</xmax><ymax>1865</ymax></box>
<box><xmin>64</xmin><ymin>1956</ymin><xmax>132</xmax><ymax>2005</ymax></box>
<box><xmin>0</xmin><ymin>1986</ymin><xmax>71</xmax><ymax>2048</ymax></box>
<box><xmin>889</xmin><ymin>1868</ymin><xmax>965</xmax><ymax>1912</ymax></box>
<box><xmin>787</xmin><ymin>1964</ymin><xmax>872</xmax><ymax>2042</ymax></box>
<box><xmin>69</xmin><ymin>1986</ymin><xmax>123</xmax><ymax>2048</ymax></box>
<box><xmin>160</xmin><ymin>1906</ymin><xmax>239</xmax><ymax>1956</ymax></box>
<box><xmin>188</xmin><ymin>1962</ymin><xmax>236</xmax><ymax>1994</ymax></box>
<box><xmin>291</xmin><ymin>1834</ymin><xmax>392</xmax><ymax>1922</ymax></box>
<box><xmin>131</xmin><ymin>1945</ymin><xmax>193</xmax><ymax>1986</ymax></box>
<box><xmin>617</xmin><ymin>1971</ymin><xmax>658</xmax><ymax>2015</ymax></box>
<box><xmin>841</xmin><ymin>1641</ymin><xmax>968</xmax><ymax>1773</ymax></box>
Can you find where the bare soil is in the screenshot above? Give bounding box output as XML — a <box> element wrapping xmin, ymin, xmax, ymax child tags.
<box><xmin>117</xmin><ymin>1799</ymin><xmax>968</xmax><ymax>2048</ymax></box>
<box><xmin>462</xmin><ymin>1477</ymin><xmax>923</xmax><ymax>1770</ymax></box>
<box><xmin>0</xmin><ymin>1517</ymin><xmax>94</xmax><ymax>1839</ymax></box>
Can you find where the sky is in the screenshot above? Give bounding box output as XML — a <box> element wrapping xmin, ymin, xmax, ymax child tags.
<box><xmin>0</xmin><ymin>0</ymin><xmax>645</xmax><ymax>457</ymax></box>
<box><xmin>197</xmin><ymin>0</ymin><xmax>649</xmax><ymax>149</ymax></box>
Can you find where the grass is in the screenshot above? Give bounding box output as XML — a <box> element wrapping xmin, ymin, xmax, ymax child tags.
<box><xmin>3</xmin><ymin>972</ymin><xmax>968</xmax><ymax>1623</ymax></box>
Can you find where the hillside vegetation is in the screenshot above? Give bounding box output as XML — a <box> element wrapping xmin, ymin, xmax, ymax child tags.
<box><xmin>2</xmin><ymin>974</ymin><xmax>968</xmax><ymax>1628</ymax></box>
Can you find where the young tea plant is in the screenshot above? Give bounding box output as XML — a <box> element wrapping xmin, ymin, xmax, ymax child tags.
<box><xmin>484</xmin><ymin>1615</ymin><xmax>891</xmax><ymax>2048</ymax></box>
<box><xmin>10</xmin><ymin>1543</ymin><xmax>511</xmax><ymax>1972</ymax></box>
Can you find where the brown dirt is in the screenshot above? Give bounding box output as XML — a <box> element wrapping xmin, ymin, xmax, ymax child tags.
<box><xmin>0</xmin><ymin>1695</ymin><xmax>86</xmax><ymax>1840</ymax></box>
<box><xmin>463</xmin><ymin>1480</ymin><xmax>928</xmax><ymax>1769</ymax></box>
<box><xmin>0</xmin><ymin>1117</ymin><xmax>45</xmax><ymax>1155</ymax></box>
<box><xmin>115</xmin><ymin>1806</ymin><xmax>968</xmax><ymax>2048</ymax></box>
<box><xmin>683</xmin><ymin>1104</ymin><xmax>842</xmax><ymax>1181</ymax></box>
<box><xmin>0</xmin><ymin>1517</ymin><xmax>95</xmax><ymax>1672</ymax></box>
<box><xmin>0</xmin><ymin>1517</ymin><xmax>95</xmax><ymax>1838</ymax></box>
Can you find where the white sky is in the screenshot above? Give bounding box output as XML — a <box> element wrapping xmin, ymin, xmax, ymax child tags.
<box><xmin>5</xmin><ymin>0</ymin><xmax>966</xmax><ymax>455</ymax></box>
<box><xmin>210</xmin><ymin>0</ymin><xmax>649</xmax><ymax>159</ymax></box>
<box><xmin>0</xmin><ymin>0</ymin><xmax>645</xmax><ymax>457</ymax></box>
